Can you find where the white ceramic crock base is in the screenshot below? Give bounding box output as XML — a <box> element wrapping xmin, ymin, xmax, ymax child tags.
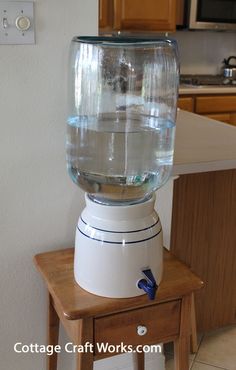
<box><xmin>74</xmin><ymin>194</ymin><xmax>163</xmax><ymax>298</ymax></box>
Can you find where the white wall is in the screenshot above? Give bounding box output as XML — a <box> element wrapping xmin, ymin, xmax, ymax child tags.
<box><xmin>174</xmin><ymin>30</ymin><xmax>236</xmax><ymax>74</ymax></box>
<box><xmin>0</xmin><ymin>1</ymin><xmax>165</xmax><ymax>369</ymax></box>
<box><xmin>0</xmin><ymin>1</ymin><xmax>97</xmax><ymax>369</ymax></box>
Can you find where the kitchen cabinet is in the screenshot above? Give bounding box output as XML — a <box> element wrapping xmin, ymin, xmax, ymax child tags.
<box><xmin>196</xmin><ymin>95</ymin><xmax>236</xmax><ymax>126</ymax></box>
<box><xmin>170</xmin><ymin>110</ymin><xmax>236</xmax><ymax>332</ymax></box>
<box><xmin>99</xmin><ymin>0</ymin><xmax>176</xmax><ymax>33</ymax></box>
<box><xmin>175</xmin><ymin>0</ymin><xmax>185</xmax><ymax>27</ymax></box>
<box><xmin>99</xmin><ymin>0</ymin><xmax>113</xmax><ymax>31</ymax></box>
<box><xmin>113</xmin><ymin>0</ymin><xmax>176</xmax><ymax>32</ymax></box>
<box><xmin>178</xmin><ymin>93</ymin><xmax>236</xmax><ymax>126</ymax></box>
<box><xmin>205</xmin><ymin>113</ymin><xmax>232</xmax><ymax>124</ymax></box>
<box><xmin>171</xmin><ymin>169</ymin><xmax>236</xmax><ymax>332</ymax></box>
<box><xmin>178</xmin><ymin>97</ymin><xmax>194</xmax><ymax>112</ymax></box>
<box><xmin>205</xmin><ymin>113</ymin><xmax>236</xmax><ymax>125</ymax></box>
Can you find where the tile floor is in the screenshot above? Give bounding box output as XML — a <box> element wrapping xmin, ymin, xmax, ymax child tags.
<box><xmin>164</xmin><ymin>325</ymin><xmax>236</xmax><ymax>370</ymax></box>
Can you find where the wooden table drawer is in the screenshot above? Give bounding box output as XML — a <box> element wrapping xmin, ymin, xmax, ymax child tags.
<box><xmin>94</xmin><ymin>300</ymin><xmax>181</xmax><ymax>354</ymax></box>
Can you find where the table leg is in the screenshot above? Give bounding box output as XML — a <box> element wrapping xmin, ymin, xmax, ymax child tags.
<box><xmin>190</xmin><ymin>292</ymin><xmax>198</xmax><ymax>353</ymax></box>
<box><xmin>48</xmin><ymin>294</ymin><xmax>59</xmax><ymax>370</ymax></box>
<box><xmin>134</xmin><ymin>352</ymin><xmax>145</xmax><ymax>370</ymax></box>
<box><xmin>174</xmin><ymin>294</ymin><xmax>191</xmax><ymax>370</ymax></box>
<box><xmin>76</xmin><ymin>318</ymin><xmax>94</xmax><ymax>370</ymax></box>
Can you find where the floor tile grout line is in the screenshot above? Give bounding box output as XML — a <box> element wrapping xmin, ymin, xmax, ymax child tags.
<box><xmin>197</xmin><ymin>332</ymin><xmax>205</xmax><ymax>352</ymax></box>
<box><xmin>192</xmin><ymin>331</ymin><xmax>228</xmax><ymax>369</ymax></box>
<box><xmin>190</xmin><ymin>356</ymin><xmax>195</xmax><ymax>370</ymax></box>
<box><xmin>164</xmin><ymin>332</ymin><xmax>206</xmax><ymax>368</ymax></box>
<box><xmin>192</xmin><ymin>331</ymin><xmax>206</xmax><ymax>366</ymax></box>
<box><xmin>190</xmin><ymin>332</ymin><xmax>205</xmax><ymax>368</ymax></box>
<box><xmin>192</xmin><ymin>333</ymin><xmax>227</xmax><ymax>370</ymax></box>
<box><xmin>194</xmin><ymin>360</ymin><xmax>228</xmax><ymax>370</ymax></box>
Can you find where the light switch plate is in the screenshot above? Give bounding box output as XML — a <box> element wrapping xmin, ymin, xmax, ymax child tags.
<box><xmin>0</xmin><ymin>1</ymin><xmax>35</xmax><ymax>44</ymax></box>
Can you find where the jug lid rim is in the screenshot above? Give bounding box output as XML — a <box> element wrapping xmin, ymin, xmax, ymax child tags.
<box><xmin>72</xmin><ymin>36</ymin><xmax>177</xmax><ymax>47</ymax></box>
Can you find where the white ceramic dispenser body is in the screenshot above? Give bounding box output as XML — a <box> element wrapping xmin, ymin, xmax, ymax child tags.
<box><xmin>74</xmin><ymin>194</ymin><xmax>163</xmax><ymax>298</ymax></box>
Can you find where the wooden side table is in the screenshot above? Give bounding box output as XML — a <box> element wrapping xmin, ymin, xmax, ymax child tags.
<box><xmin>34</xmin><ymin>248</ymin><xmax>203</xmax><ymax>370</ymax></box>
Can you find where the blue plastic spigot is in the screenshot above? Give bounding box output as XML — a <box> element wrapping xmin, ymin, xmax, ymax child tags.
<box><xmin>137</xmin><ymin>269</ymin><xmax>158</xmax><ymax>300</ymax></box>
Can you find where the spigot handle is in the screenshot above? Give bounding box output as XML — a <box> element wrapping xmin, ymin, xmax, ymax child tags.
<box><xmin>137</xmin><ymin>269</ymin><xmax>158</xmax><ymax>300</ymax></box>
<box><xmin>142</xmin><ymin>269</ymin><xmax>156</xmax><ymax>287</ymax></box>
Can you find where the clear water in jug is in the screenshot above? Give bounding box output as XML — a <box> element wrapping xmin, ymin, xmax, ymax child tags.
<box><xmin>66</xmin><ymin>37</ymin><xmax>179</xmax><ymax>204</ymax></box>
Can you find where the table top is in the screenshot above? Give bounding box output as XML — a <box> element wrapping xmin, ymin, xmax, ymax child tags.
<box><xmin>34</xmin><ymin>248</ymin><xmax>203</xmax><ymax>320</ymax></box>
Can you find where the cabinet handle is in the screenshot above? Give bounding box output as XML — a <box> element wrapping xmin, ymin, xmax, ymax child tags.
<box><xmin>137</xmin><ymin>325</ymin><xmax>148</xmax><ymax>336</ymax></box>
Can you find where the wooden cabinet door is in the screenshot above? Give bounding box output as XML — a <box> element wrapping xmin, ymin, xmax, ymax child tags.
<box><xmin>99</xmin><ymin>0</ymin><xmax>113</xmax><ymax>31</ymax></box>
<box><xmin>113</xmin><ymin>0</ymin><xmax>176</xmax><ymax>32</ymax></box>
<box><xmin>195</xmin><ymin>95</ymin><xmax>236</xmax><ymax>114</ymax></box>
<box><xmin>230</xmin><ymin>113</ymin><xmax>236</xmax><ymax>126</ymax></box>
<box><xmin>176</xmin><ymin>0</ymin><xmax>185</xmax><ymax>26</ymax></box>
<box><xmin>205</xmin><ymin>113</ymin><xmax>231</xmax><ymax>124</ymax></box>
<box><xmin>205</xmin><ymin>113</ymin><xmax>236</xmax><ymax>126</ymax></box>
<box><xmin>178</xmin><ymin>97</ymin><xmax>194</xmax><ymax>112</ymax></box>
<box><xmin>178</xmin><ymin>93</ymin><xmax>236</xmax><ymax>127</ymax></box>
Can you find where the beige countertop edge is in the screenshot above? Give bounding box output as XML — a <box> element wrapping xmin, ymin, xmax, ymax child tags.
<box><xmin>179</xmin><ymin>86</ymin><xmax>236</xmax><ymax>95</ymax></box>
<box><xmin>172</xmin><ymin>159</ymin><xmax>236</xmax><ymax>176</ymax></box>
<box><xmin>173</xmin><ymin>111</ymin><xmax>236</xmax><ymax>175</ymax></box>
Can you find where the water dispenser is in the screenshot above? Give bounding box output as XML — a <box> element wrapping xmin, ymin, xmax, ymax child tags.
<box><xmin>66</xmin><ymin>36</ymin><xmax>179</xmax><ymax>299</ymax></box>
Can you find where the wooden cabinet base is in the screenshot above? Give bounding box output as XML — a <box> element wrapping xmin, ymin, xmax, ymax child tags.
<box><xmin>171</xmin><ymin>170</ymin><xmax>236</xmax><ymax>331</ymax></box>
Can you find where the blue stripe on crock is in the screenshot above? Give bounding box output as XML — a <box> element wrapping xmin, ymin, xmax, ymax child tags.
<box><xmin>80</xmin><ymin>217</ymin><xmax>160</xmax><ymax>234</ymax></box>
<box><xmin>77</xmin><ymin>226</ymin><xmax>162</xmax><ymax>245</ymax></box>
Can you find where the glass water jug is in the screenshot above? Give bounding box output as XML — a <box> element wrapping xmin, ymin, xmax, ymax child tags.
<box><xmin>66</xmin><ymin>36</ymin><xmax>179</xmax><ymax>204</ymax></box>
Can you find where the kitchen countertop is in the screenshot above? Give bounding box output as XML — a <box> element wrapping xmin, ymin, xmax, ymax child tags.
<box><xmin>179</xmin><ymin>85</ymin><xmax>236</xmax><ymax>95</ymax></box>
<box><xmin>173</xmin><ymin>110</ymin><xmax>236</xmax><ymax>175</ymax></box>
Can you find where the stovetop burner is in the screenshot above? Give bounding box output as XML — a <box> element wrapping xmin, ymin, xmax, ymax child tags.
<box><xmin>180</xmin><ymin>74</ymin><xmax>236</xmax><ymax>86</ymax></box>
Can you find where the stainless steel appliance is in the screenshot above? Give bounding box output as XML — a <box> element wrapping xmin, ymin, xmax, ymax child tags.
<box><xmin>222</xmin><ymin>56</ymin><xmax>236</xmax><ymax>80</ymax></box>
<box><xmin>186</xmin><ymin>0</ymin><xmax>236</xmax><ymax>31</ymax></box>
